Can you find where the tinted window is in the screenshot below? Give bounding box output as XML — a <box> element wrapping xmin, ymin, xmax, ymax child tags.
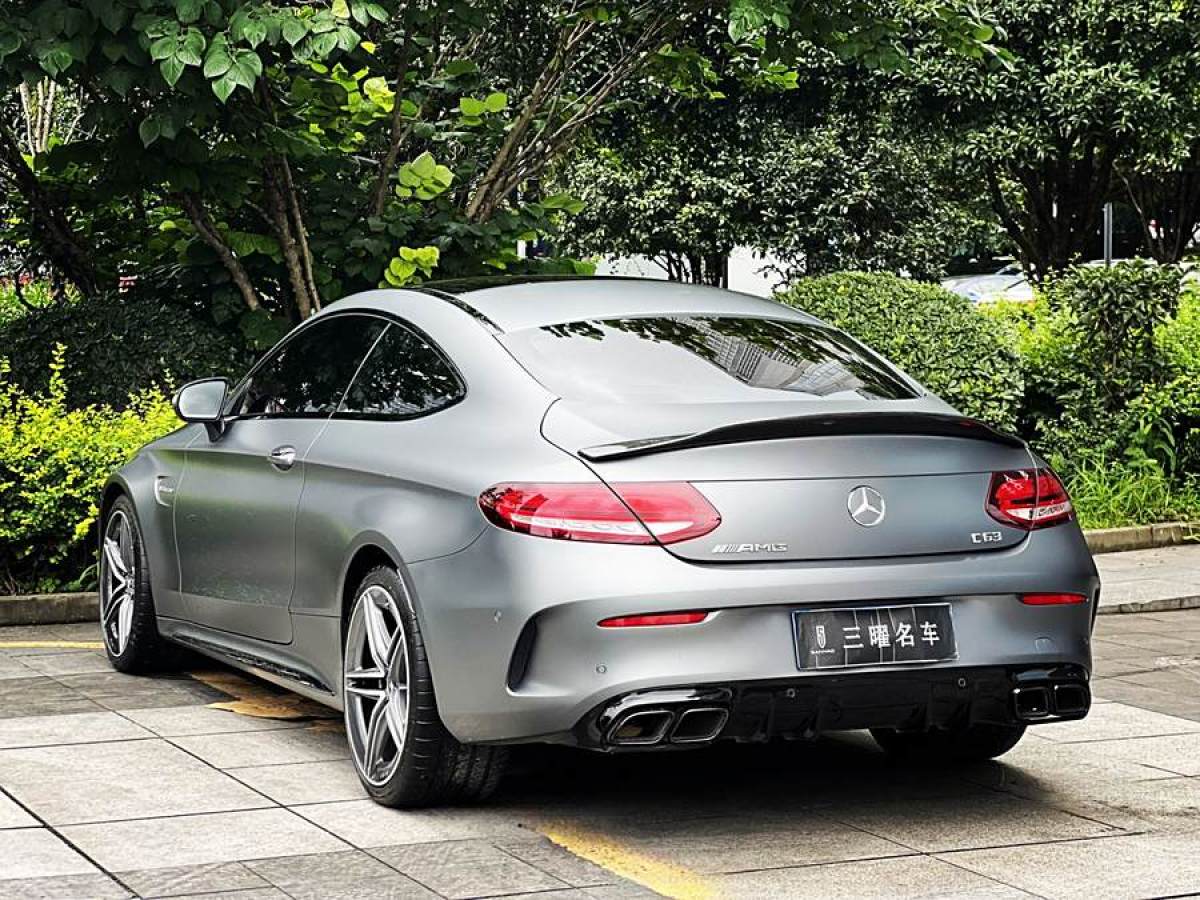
<box><xmin>230</xmin><ymin>315</ymin><xmax>387</xmax><ymax>417</ymax></box>
<box><xmin>500</xmin><ymin>315</ymin><xmax>917</xmax><ymax>403</ymax></box>
<box><xmin>338</xmin><ymin>322</ymin><xmax>464</xmax><ymax>418</ymax></box>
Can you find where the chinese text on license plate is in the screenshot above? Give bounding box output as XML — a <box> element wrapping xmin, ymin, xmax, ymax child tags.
<box><xmin>792</xmin><ymin>603</ymin><xmax>957</xmax><ymax>670</ymax></box>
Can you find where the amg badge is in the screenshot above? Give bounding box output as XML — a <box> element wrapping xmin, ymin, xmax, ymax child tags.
<box><xmin>711</xmin><ymin>543</ymin><xmax>789</xmax><ymax>554</ymax></box>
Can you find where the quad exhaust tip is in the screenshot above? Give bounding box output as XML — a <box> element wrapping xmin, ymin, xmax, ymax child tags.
<box><xmin>670</xmin><ymin>707</ymin><xmax>729</xmax><ymax>744</ymax></box>
<box><xmin>606</xmin><ymin>705</ymin><xmax>729</xmax><ymax>746</ymax></box>
<box><xmin>608</xmin><ymin>709</ymin><xmax>674</xmax><ymax>745</ymax></box>
<box><xmin>1013</xmin><ymin>682</ymin><xmax>1090</xmax><ymax>721</ymax></box>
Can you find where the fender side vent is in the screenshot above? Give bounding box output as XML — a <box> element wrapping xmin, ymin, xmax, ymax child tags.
<box><xmin>506</xmin><ymin>618</ymin><xmax>538</xmax><ymax>690</ymax></box>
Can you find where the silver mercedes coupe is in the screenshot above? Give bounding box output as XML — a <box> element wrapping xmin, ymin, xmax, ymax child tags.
<box><xmin>100</xmin><ymin>277</ymin><xmax>1099</xmax><ymax>807</ymax></box>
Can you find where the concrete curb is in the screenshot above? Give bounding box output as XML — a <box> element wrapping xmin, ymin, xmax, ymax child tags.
<box><xmin>0</xmin><ymin>592</ymin><xmax>97</xmax><ymax>627</ymax></box>
<box><xmin>1097</xmin><ymin>594</ymin><xmax>1200</xmax><ymax>616</ymax></box>
<box><xmin>1085</xmin><ymin>522</ymin><xmax>1200</xmax><ymax>554</ymax></box>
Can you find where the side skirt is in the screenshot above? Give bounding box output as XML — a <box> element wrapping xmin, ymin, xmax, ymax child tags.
<box><xmin>157</xmin><ymin>615</ymin><xmax>343</xmax><ymax>710</ymax></box>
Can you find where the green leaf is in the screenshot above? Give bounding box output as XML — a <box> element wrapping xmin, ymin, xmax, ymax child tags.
<box><xmin>160</xmin><ymin>55</ymin><xmax>185</xmax><ymax>87</ymax></box>
<box><xmin>459</xmin><ymin>97</ymin><xmax>486</xmax><ymax>117</ymax></box>
<box><xmin>281</xmin><ymin>16</ymin><xmax>308</xmax><ymax>46</ymax></box>
<box><xmin>177</xmin><ymin>29</ymin><xmax>205</xmax><ymax>66</ymax></box>
<box><xmin>0</xmin><ymin>32</ymin><xmax>19</xmax><ymax>61</ymax></box>
<box><xmin>149</xmin><ymin>35</ymin><xmax>176</xmax><ymax>61</ymax></box>
<box><xmin>484</xmin><ymin>91</ymin><xmax>507</xmax><ymax>113</ymax></box>
<box><xmin>364</xmin><ymin>3</ymin><xmax>389</xmax><ymax>22</ymax></box>
<box><xmin>241</xmin><ymin>19</ymin><xmax>268</xmax><ymax>48</ymax></box>
<box><xmin>212</xmin><ymin>73</ymin><xmax>237</xmax><ymax>102</ymax></box>
<box><xmin>410</xmin><ymin>151</ymin><xmax>435</xmax><ymax>178</ymax></box>
<box><xmin>332</xmin><ymin>0</ymin><xmax>351</xmax><ymax>19</ymax></box>
<box><xmin>227</xmin><ymin>50</ymin><xmax>263</xmax><ymax>90</ymax></box>
<box><xmin>175</xmin><ymin>0</ymin><xmax>204</xmax><ymax>24</ymax></box>
<box><xmin>138</xmin><ymin>117</ymin><xmax>162</xmax><ymax>147</ymax></box>
<box><xmin>203</xmin><ymin>43</ymin><xmax>232</xmax><ymax>78</ymax></box>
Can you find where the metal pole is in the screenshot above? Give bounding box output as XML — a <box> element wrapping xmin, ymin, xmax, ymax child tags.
<box><xmin>1103</xmin><ymin>202</ymin><xmax>1113</xmax><ymax>266</ymax></box>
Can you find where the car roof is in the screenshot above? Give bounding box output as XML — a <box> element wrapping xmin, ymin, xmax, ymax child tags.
<box><xmin>416</xmin><ymin>275</ymin><xmax>816</xmax><ymax>333</ymax></box>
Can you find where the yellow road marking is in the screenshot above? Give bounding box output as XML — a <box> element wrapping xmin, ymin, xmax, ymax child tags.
<box><xmin>541</xmin><ymin>822</ymin><xmax>719</xmax><ymax>900</ymax></box>
<box><xmin>0</xmin><ymin>641</ymin><xmax>105</xmax><ymax>650</ymax></box>
<box><xmin>189</xmin><ymin>669</ymin><xmax>339</xmax><ymax>722</ymax></box>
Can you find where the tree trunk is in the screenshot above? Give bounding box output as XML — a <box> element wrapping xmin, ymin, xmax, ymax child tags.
<box><xmin>180</xmin><ymin>192</ymin><xmax>262</xmax><ymax>311</ymax></box>
<box><xmin>0</xmin><ymin>121</ymin><xmax>98</xmax><ymax>296</ymax></box>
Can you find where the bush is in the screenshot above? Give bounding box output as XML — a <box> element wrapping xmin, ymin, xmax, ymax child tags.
<box><xmin>0</xmin><ymin>349</ymin><xmax>178</xmax><ymax>593</ymax></box>
<box><xmin>1062</xmin><ymin>454</ymin><xmax>1200</xmax><ymax>530</ymax></box>
<box><xmin>0</xmin><ymin>286</ymin><xmax>251</xmax><ymax>410</ymax></box>
<box><xmin>777</xmin><ymin>272</ymin><xmax>1024</xmax><ymax>431</ymax></box>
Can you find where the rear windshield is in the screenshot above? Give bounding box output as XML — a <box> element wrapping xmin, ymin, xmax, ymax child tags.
<box><xmin>499</xmin><ymin>315</ymin><xmax>918</xmax><ymax>403</ymax></box>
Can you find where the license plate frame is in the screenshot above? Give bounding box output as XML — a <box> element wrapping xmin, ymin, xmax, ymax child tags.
<box><xmin>791</xmin><ymin>603</ymin><xmax>957</xmax><ymax>671</ymax></box>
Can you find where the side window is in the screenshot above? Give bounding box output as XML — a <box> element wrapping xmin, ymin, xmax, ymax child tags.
<box><xmin>338</xmin><ymin>322</ymin><xmax>464</xmax><ymax>418</ymax></box>
<box><xmin>230</xmin><ymin>315</ymin><xmax>387</xmax><ymax>418</ymax></box>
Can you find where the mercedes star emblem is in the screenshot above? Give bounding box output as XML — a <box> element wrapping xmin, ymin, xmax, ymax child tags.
<box><xmin>847</xmin><ymin>485</ymin><xmax>886</xmax><ymax>528</ymax></box>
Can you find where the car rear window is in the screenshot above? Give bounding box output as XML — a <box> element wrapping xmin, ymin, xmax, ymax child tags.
<box><xmin>499</xmin><ymin>315</ymin><xmax>918</xmax><ymax>403</ymax></box>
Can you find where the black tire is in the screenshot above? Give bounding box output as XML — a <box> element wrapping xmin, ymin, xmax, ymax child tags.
<box><xmin>344</xmin><ymin>565</ymin><xmax>506</xmax><ymax>808</ymax></box>
<box><xmin>99</xmin><ymin>495</ymin><xmax>174</xmax><ymax>673</ymax></box>
<box><xmin>871</xmin><ymin>722</ymin><xmax>1026</xmax><ymax>762</ymax></box>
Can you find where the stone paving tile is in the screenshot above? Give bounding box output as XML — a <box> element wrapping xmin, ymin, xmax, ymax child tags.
<box><xmin>496</xmin><ymin>836</ymin><xmax>618</xmax><ymax>888</ymax></box>
<box><xmin>0</xmin><ymin>710</ymin><xmax>152</xmax><ymax>750</ymax></box>
<box><xmin>292</xmin><ymin>799</ymin><xmax>529</xmax><ymax>849</ymax></box>
<box><xmin>0</xmin><ymin>656</ymin><xmax>35</xmax><ymax>681</ymax></box>
<box><xmin>0</xmin><ymin>791</ymin><xmax>37</xmax><ymax>829</ymax></box>
<box><xmin>1069</xmin><ymin>731</ymin><xmax>1200</xmax><ymax>776</ymax></box>
<box><xmin>227</xmin><ymin>759</ymin><xmax>367</xmax><ymax>805</ymax></box>
<box><xmin>565</xmin><ymin>812</ymin><xmax>913</xmax><ymax>876</ymax></box>
<box><xmin>122</xmin><ymin>705</ymin><xmax>308</xmax><ymax>738</ymax></box>
<box><xmin>0</xmin><ymin>827</ymin><xmax>101</xmax><ymax>880</ymax></box>
<box><xmin>830</xmin><ymin>791</ymin><xmax>1121</xmax><ymax>853</ymax></box>
<box><xmin>167</xmin><ymin>890</ymin><xmax>289</xmax><ymax>900</ymax></box>
<box><xmin>171</xmin><ymin>724</ymin><xmax>351</xmax><ymax>769</ymax></box>
<box><xmin>372</xmin><ymin>839</ymin><xmax>569</xmax><ymax>899</ymax></box>
<box><xmin>942</xmin><ymin>830</ymin><xmax>1200</xmax><ymax>900</ymax></box>
<box><xmin>60</xmin><ymin>808</ymin><xmax>349</xmax><ymax>872</ymax></box>
<box><xmin>55</xmin><ymin>672</ymin><xmax>226</xmax><ymax>711</ymax></box>
<box><xmin>711</xmin><ymin>854</ymin><xmax>1030</xmax><ymax>899</ymax></box>
<box><xmin>0</xmin><ymin>677</ymin><xmax>101</xmax><ymax>719</ymax></box>
<box><xmin>247</xmin><ymin>849</ymin><xmax>438</xmax><ymax>899</ymax></box>
<box><xmin>0</xmin><ymin>872</ymin><xmax>131</xmax><ymax>900</ymax></box>
<box><xmin>1035</xmin><ymin>699</ymin><xmax>1200</xmax><ymax>742</ymax></box>
<box><xmin>119</xmin><ymin>862</ymin><xmax>270</xmax><ymax>898</ymax></box>
<box><xmin>19</xmin><ymin>651</ymin><xmax>113</xmax><ymax>677</ymax></box>
<box><xmin>0</xmin><ymin>738</ymin><xmax>272</xmax><ymax>826</ymax></box>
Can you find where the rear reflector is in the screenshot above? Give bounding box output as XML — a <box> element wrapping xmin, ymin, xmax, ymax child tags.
<box><xmin>1021</xmin><ymin>593</ymin><xmax>1087</xmax><ymax>606</ymax></box>
<box><xmin>478</xmin><ymin>482</ymin><xmax>720</xmax><ymax>545</ymax></box>
<box><xmin>598</xmin><ymin>612</ymin><xmax>709</xmax><ymax>627</ymax></box>
<box><xmin>987</xmin><ymin>468</ymin><xmax>1074</xmax><ymax>530</ymax></box>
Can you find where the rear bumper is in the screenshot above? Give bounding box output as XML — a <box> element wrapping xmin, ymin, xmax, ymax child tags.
<box><xmin>576</xmin><ymin>663</ymin><xmax>1090</xmax><ymax>751</ymax></box>
<box><xmin>406</xmin><ymin>523</ymin><xmax>1098</xmax><ymax>744</ymax></box>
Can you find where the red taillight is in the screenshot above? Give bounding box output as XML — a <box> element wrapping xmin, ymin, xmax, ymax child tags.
<box><xmin>1021</xmin><ymin>593</ymin><xmax>1087</xmax><ymax>606</ymax></box>
<box><xmin>987</xmin><ymin>468</ymin><xmax>1074</xmax><ymax>530</ymax></box>
<box><xmin>478</xmin><ymin>482</ymin><xmax>721</xmax><ymax>545</ymax></box>
<box><xmin>598</xmin><ymin>612</ymin><xmax>710</xmax><ymax>627</ymax></box>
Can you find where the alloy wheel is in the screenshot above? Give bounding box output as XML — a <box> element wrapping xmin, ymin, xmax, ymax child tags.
<box><xmin>100</xmin><ymin>510</ymin><xmax>136</xmax><ymax>657</ymax></box>
<box><xmin>344</xmin><ymin>584</ymin><xmax>410</xmax><ymax>786</ymax></box>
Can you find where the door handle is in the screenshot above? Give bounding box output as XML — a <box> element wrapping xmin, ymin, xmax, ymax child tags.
<box><xmin>268</xmin><ymin>445</ymin><xmax>297</xmax><ymax>471</ymax></box>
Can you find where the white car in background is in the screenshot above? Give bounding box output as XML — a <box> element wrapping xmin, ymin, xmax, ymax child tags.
<box><xmin>941</xmin><ymin>263</ymin><xmax>1033</xmax><ymax>304</ymax></box>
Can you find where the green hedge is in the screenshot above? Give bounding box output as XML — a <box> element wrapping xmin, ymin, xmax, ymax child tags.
<box><xmin>0</xmin><ymin>289</ymin><xmax>250</xmax><ymax>410</ymax></box>
<box><xmin>777</xmin><ymin>272</ymin><xmax>1024</xmax><ymax>432</ymax></box>
<box><xmin>0</xmin><ymin>349</ymin><xmax>178</xmax><ymax>593</ymax></box>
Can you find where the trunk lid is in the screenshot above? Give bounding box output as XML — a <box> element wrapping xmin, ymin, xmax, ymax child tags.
<box><xmin>542</xmin><ymin>400</ymin><xmax>1036</xmax><ymax>563</ymax></box>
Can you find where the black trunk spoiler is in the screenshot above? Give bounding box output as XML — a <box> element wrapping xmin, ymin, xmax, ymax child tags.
<box><xmin>578</xmin><ymin>412</ymin><xmax>1025</xmax><ymax>462</ymax></box>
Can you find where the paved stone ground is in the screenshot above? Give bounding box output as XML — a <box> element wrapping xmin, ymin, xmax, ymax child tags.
<box><xmin>1</xmin><ymin>611</ymin><xmax>1200</xmax><ymax>900</ymax></box>
<box><xmin>1098</xmin><ymin>545</ymin><xmax>1200</xmax><ymax>614</ymax></box>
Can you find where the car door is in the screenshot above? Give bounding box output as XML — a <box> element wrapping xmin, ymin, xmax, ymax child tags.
<box><xmin>290</xmin><ymin>318</ymin><xmax>471</xmax><ymax>618</ymax></box>
<box><xmin>174</xmin><ymin>313</ymin><xmax>388</xmax><ymax>642</ymax></box>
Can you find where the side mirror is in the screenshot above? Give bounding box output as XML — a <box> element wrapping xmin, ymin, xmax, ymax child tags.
<box><xmin>173</xmin><ymin>378</ymin><xmax>229</xmax><ymax>438</ymax></box>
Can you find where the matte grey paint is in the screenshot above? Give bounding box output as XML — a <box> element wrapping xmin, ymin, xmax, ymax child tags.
<box><xmin>106</xmin><ymin>278</ymin><xmax>1099</xmax><ymax>742</ymax></box>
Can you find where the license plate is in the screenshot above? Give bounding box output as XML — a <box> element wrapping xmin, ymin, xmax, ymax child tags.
<box><xmin>792</xmin><ymin>603</ymin><xmax>957</xmax><ymax>670</ymax></box>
